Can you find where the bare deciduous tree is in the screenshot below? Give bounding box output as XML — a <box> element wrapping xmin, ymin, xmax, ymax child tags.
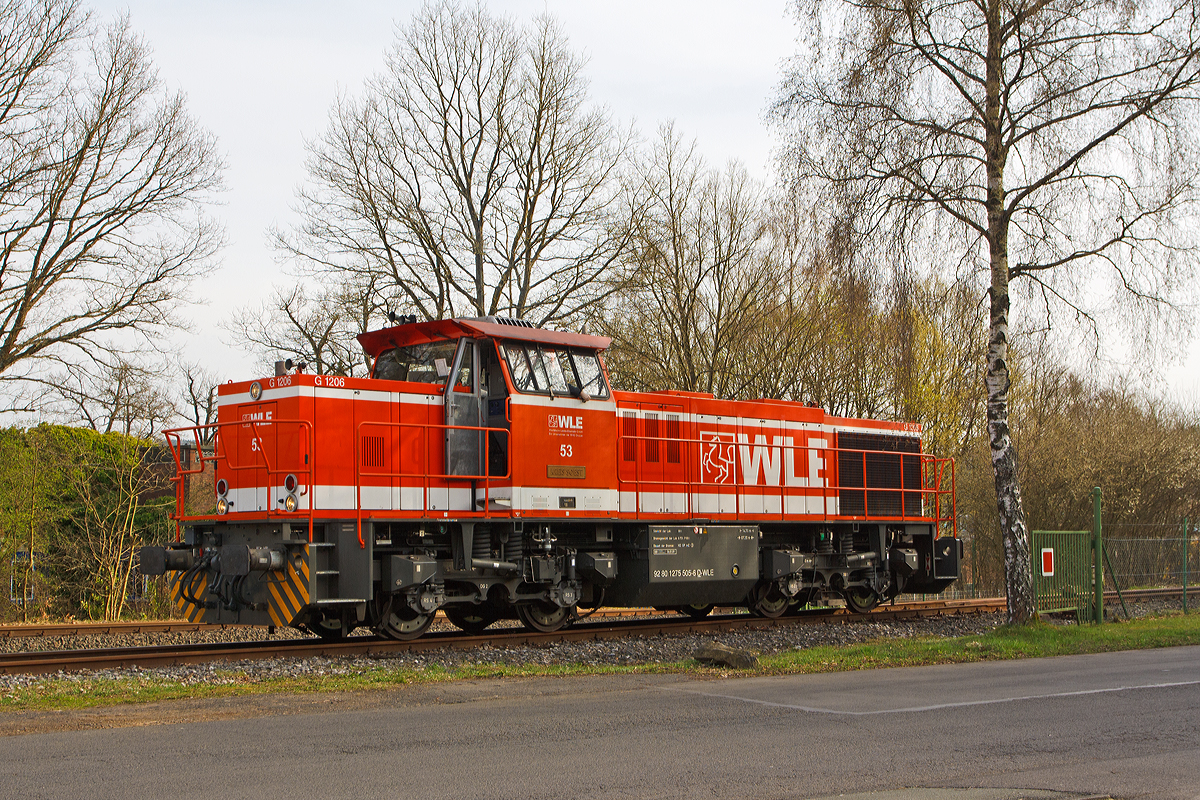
<box><xmin>600</xmin><ymin>125</ymin><xmax>987</xmax><ymax>462</ymax></box>
<box><xmin>48</xmin><ymin>356</ymin><xmax>174</xmax><ymax>438</ymax></box>
<box><xmin>596</xmin><ymin>124</ymin><xmax>780</xmax><ymax>397</ymax></box>
<box><xmin>178</xmin><ymin>361</ymin><xmax>219</xmax><ymax>442</ymax></box>
<box><xmin>0</xmin><ymin>0</ymin><xmax>222</xmax><ymax>405</ymax></box>
<box><xmin>223</xmin><ymin>278</ymin><xmax>379</xmax><ymax>377</ymax></box>
<box><xmin>277</xmin><ymin>1</ymin><xmax>630</xmax><ymax>328</ymax></box>
<box><xmin>774</xmin><ymin>0</ymin><xmax>1200</xmax><ymax>622</ymax></box>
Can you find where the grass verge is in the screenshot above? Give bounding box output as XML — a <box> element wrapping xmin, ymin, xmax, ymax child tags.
<box><xmin>3</xmin><ymin>612</ymin><xmax>1199</xmax><ymax>714</ymax></box>
<box><xmin>759</xmin><ymin>610</ymin><xmax>1200</xmax><ymax>674</ymax></box>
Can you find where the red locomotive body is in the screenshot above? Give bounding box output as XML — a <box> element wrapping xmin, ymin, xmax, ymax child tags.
<box><xmin>144</xmin><ymin>317</ymin><xmax>959</xmax><ymax>639</ymax></box>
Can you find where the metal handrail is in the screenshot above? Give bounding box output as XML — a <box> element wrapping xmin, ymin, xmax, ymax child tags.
<box><xmin>163</xmin><ymin>415</ymin><xmax>957</xmax><ymax>548</ymax></box>
<box><xmin>354</xmin><ymin>419</ymin><xmax>513</xmax><ymax>547</ymax></box>
<box><xmin>927</xmin><ymin>455</ymin><xmax>958</xmax><ymax>537</ymax></box>
<box><xmin>614</xmin><ymin>429</ymin><xmax>957</xmax><ymax>530</ymax></box>
<box><xmin>163</xmin><ymin>420</ymin><xmax>316</xmax><ymax>541</ymax></box>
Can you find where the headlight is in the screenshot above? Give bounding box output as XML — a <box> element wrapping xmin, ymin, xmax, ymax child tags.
<box><xmin>216</xmin><ymin>497</ymin><xmax>229</xmax><ymax>515</ymax></box>
<box><xmin>250</xmin><ymin>381</ymin><xmax>262</xmax><ymax>400</ymax></box>
<box><xmin>284</xmin><ymin>493</ymin><xmax>298</xmax><ymax>512</ymax></box>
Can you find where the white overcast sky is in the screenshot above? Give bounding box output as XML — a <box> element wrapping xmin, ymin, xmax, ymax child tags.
<box><xmin>85</xmin><ymin>1</ymin><xmax>1200</xmax><ymax>400</ymax></box>
<box><xmin>87</xmin><ymin>0</ymin><xmax>799</xmax><ymax>378</ymax></box>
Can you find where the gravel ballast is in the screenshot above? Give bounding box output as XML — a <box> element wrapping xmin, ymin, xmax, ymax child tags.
<box><xmin>1</xmin><ymin>613</ymin><xmax>1001</xmax><ymax>692</ymax></box>
<box><xmin>0</xmin><ymin>597</ymin><xmax>1186</xmax><ymax>694</ymax></box>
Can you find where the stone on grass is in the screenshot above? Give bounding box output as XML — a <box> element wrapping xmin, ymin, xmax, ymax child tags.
<box><xmin>693</xmin><ymin>642</ymin><xmax>758</xmax><ymax>669</ymax></box>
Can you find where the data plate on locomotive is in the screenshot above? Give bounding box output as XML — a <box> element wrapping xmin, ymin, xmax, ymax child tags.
<box><xmin>648</xmin><ymin>525</ymin><xmax>759</xmax><ymax>582</ymax></box>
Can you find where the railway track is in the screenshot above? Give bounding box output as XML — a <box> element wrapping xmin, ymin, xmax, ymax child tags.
<box><xmin>0</xmin><ymin>608</ymin><xmax>671</xmax><ymax>640</ymax></box>
<box><xmin>2</xmin><ymin>587</ymin><xmax>1190</xmax><ymax>676</ymax></box>
<box><xmin>0</xmin><ymin>597</ymin><xmax>1006</xmax><ymax>675</ymax></box>
<box><xmin>0</xmin><ymin>586</ymin><xmax>1189</xmax><ymax>641</ymax></box>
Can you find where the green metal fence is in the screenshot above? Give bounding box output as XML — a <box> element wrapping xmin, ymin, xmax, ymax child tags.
<box><xmin>878</xmin><ymin>487</ymin><xmax>1199</xmax><ymax>616</ymax></box>
<box><xmin>1030</xmin><ymin>488</ymin><xmax>1196</xmax><ymax>621</ymax></box>
<box><xmin>1032</xmin><ymin>529</ymin><xmax>1095</xmax><ymax>617</ymax></box>
<box><xmin>1031</xmin><ymin>486</ymin><xmax>1105</xmax><ymax>622</ymax></box>
<box><xmin>1104</xmin><ymin>523</ymin><xmax>1196</xmax><ymax>614</ymax></box>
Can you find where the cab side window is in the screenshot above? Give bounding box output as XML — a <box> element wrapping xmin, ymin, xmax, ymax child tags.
<box><xmin>541</xmin><ymin>349</ymin><xmax>571</xmax><ymax>394</ymax></box>
<box><xmin>498</xmin><ymin>341</ymin><xmax>610</xmax><ymax>399</ymax></box>
<box><xmin>454</xmin><ymin>350</ymin><xmax>474</xmax><ymax>392</ymax></box>
<box><xmin>568</xmin><ymin>352</ymin><xmax>609</xmax><ymax>399</ymax></box>
<box><xmin>501</xmin><ymin>344</ymin><xmax>537</xmax><ymax>392</ymax></box>
<box><xmin>528</xmin><ymin>347</ymin><xmax>553</xmax><ymax>391</ymax></box>
<box><xmin>374</xmin><ymin>340</ymin><xmax>459</xmax><ymax>384</ymax></box>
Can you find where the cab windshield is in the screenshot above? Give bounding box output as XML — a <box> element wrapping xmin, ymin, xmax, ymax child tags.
<box><xmin>373</xmin><ymin>341</ymin><xmax>459</xmax><ymax>384</ymax></box>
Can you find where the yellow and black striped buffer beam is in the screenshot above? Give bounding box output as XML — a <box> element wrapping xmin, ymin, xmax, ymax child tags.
<box><xmin>171</xmin><ymin>571</ymin><xmax>208</xmax><ymax>623</ymax></box>
<box><xmin>266</xmin><ymin>546</ymin><xmax>311</xmax><ymax>627</ymax></box>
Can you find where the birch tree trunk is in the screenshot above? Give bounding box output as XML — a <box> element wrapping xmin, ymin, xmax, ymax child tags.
<box><xmin>984</xmin><ymin>0</ymin><xmax>1033</xmax><ymax>622</ymax></box>
<box><xmin>987</xmin><ymin>257</ymin><xmax>1033</xmax><ymax>622</ymax></box>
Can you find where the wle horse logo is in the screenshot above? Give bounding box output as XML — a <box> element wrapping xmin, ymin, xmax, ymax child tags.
<box><xmin>700</xmin><ymin>431</ymin><xmax>736</xmax><ymax>484</ymax></box>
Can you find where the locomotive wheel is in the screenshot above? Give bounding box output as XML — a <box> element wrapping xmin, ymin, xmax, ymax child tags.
<box><xmin>679</xmin><ymin>603</ymin><xmax>715</xmax><ymax>619</ymax></box>
<box><xmin>786</xmin><ymin>590</ymin><xmax>815</xmax><ymax>614</ymax></box>
<box><xmin>751</xmin><ymin>583</ymin><xmax>790</xmax><ymax>619</ymax></box>
<box><xmin>373</xmin><ymin>596</ymin><xmax>435</xmax><ymax>640</ymax></box>
<box><xmin>444</xmin><ymin>604</ymin><xmax>499</xmax><ymax>634</ymax></box>
<box><xmin>516</xmin><ymin>601</ymin><xmax>570</xmax><ymax>633</ymax></box>
<box><xmin>844</xmin><ymin>588</ymin><xmax>880</xmax><ymax>614</ymax></box>
<box><xmin>306</xmin><ymin>616</ymin><xmax>347</xmax><ymax>641</ymax></box>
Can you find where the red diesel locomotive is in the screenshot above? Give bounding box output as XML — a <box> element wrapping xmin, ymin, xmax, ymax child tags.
<box><xmin>141</xmin><ymin>316</ymin><xmax>960</xmax><ymax>639</ymax></box>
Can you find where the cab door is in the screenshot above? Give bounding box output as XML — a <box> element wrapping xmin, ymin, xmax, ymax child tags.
<box><xmin>445</xmin><ymin>338</ymin><xmax>483</xmax><ymax>478</ymax></box>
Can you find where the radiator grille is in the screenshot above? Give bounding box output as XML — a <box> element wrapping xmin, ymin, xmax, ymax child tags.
<box><xmin>837</xmin><ymin>432</ymin><xmax>922</xmax><ymax>516</ymax></box>
<box><xmin>362</xmin><ymin>435</ymin><xmax>385</xmax><ymax>468</ymax></box>
<box><xmin>645</xmin><ymin>413</ymin><xmax>660</xmax><ymax>463</ymax></box>
<box><xmin>666</xmin><ymin>414</ymin><xmax>681</xmax><ymax>464</ymax></box>
<box><xmin>622</xmin><ymin>412</ymin><xmax>637</xmax><ymax>461</ymax></box>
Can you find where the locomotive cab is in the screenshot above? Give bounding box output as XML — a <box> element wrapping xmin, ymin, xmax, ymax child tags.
<box><xmin>358</xmin><ymin>318</ymin><xmax>618</xmax><ymax>516</ymax></box>
<box><xmin>371</xmin><ymin>334</ymin><xmax>505</xmax><ymax>482</ymax></box>
<box><xmin>144</xmin><ymin>316</ymin><xmax>959</xmax><ymax>640</ymax></box>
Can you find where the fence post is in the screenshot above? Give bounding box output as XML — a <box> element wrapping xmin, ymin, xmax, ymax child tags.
<box><xmin>1185</xmin><ymin>517</ymin><xmax>1190</xmax><ymax>615</ymax></box>
<box><xmin>1092</xmin><ymin>486</ymin><xmax>1103</xmax><ymax>624</ymax></box>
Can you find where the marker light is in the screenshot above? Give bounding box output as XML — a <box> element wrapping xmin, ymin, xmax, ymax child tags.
<box><xmin>216</xmin><ymin>479</ymin><xmax>228</xmax><ymax>497</ymax></box>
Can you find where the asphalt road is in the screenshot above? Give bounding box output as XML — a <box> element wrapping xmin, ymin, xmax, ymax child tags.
<box><xmin>1</xmin><ymin>646</ymin><xmax>1198</xmax><ymax>800</ymax></box>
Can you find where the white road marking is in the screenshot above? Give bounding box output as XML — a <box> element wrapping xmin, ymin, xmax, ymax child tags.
<box><xmin>662</xmin><ymin>679</ymin><xmax>1200</xmax><ymax>716</ymax></box>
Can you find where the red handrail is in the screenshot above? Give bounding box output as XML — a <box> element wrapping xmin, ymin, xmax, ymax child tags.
<box><xmin>614</xmin><ymin>427</ymin><xmax>956</xmax><ymax>530</ymax></box>
<box><xmin>354</xmin><ymin>419</ymin><xmax>513</xmax><ymax>547</ymax></box>
<box><xmin>163</xmin><ymin>417</ymin><xmax>957</xmax><ymax>545</ymax></box>
<box><xmin>162</xmin><ymin>419</ymin><xmax>315</xmax><ymax>541</ymax></box>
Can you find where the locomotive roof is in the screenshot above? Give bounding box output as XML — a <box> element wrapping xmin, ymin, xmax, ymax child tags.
<box><xmin>356</xmin><ymin>317</ymin><xmax>611</xmax><ymax>358</ymax></box>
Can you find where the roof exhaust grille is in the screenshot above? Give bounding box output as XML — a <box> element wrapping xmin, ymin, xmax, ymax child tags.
<box><xmin>470</xmin><ymin>316</ymin><xmax>536</xmax><ymax>328</ymax></box>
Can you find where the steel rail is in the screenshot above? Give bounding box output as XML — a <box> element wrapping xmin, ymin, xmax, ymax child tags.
<box><xmin>0</xmin><ymin>610</ymin><xmax>668</xmax><ymax>640</ymax></box>
<box><xmin>0</xmin><ymin>621</ymin><xmax>239</xmax><ymax>639</ymax></box>
<box><xmin>0</xmin><ymin>598</ymin><xmax>984</xmax><ymax>640</ymax></box>
<box><xmin>0</xmin><ymin>598</ymin><xmax>1007</xmax><ymax>675</ymax></box>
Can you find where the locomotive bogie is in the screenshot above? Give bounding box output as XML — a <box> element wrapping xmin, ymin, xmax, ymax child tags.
<box><xmin>148</xmin><ymin>317</ymin><xmax>960</xmax><ymax>638</ymax></box>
